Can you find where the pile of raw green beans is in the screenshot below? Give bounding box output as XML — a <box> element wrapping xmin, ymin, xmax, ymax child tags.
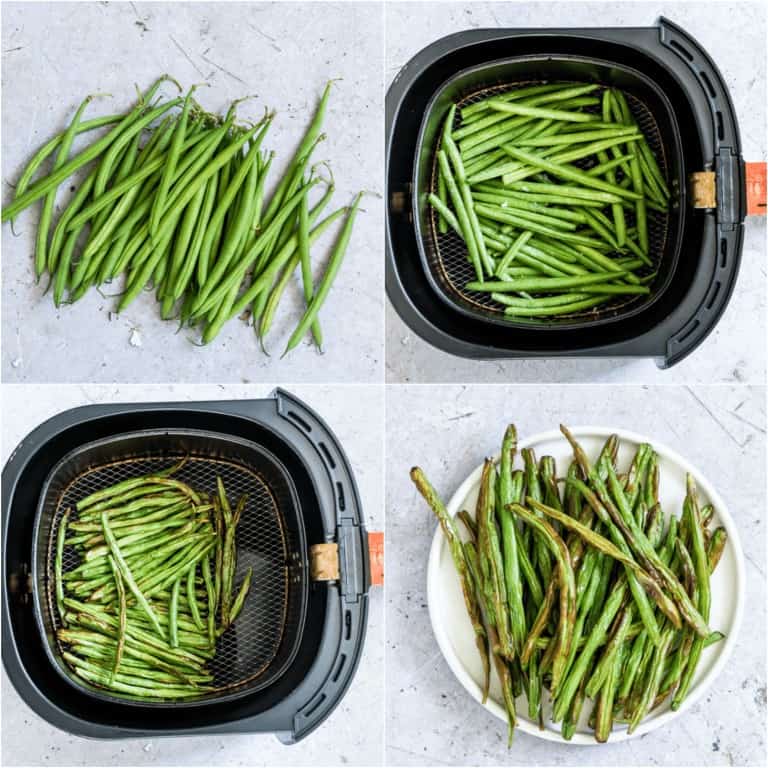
<box><xmin>411</xmin><ymin>425</ymin><xmax>725</xmax><ymax>743</ymax></box>
<box><xmin>2</xmin><ymin>75</ymin><xmax>362</xmax><ymax>355</ymax></box>
<box><xmin>430</xmin><ymin>83</ymin><xmax>671</xmax><ymax>318</ymax></box>
<box><xmin>54</xmin><ymin>459</ymin><xmax>252</xmax><ymax>700</ymax></box>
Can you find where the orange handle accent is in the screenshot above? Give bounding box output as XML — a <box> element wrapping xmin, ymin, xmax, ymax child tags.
<box><xmin>368</xmin><ymin>531</ymin><xmax>384</xmax><ymax>587</ymax></box>
<box><xmin>746</xmin><ymin>162</ymin><xmax>766</xmax><ymax>216</ymax></box>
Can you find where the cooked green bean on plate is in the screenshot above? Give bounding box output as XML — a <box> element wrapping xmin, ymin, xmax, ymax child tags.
<box><xmin>412</xmin><ymin>424</ymin><xmax>729</xmax><ymax>744</ymax></box>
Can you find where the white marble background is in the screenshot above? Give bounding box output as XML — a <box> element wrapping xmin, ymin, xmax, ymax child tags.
<box><xmin>385</xmin><ymin>384</ymin><xmax>766</xmax><ymax>766</ymax></box>
<box><xmin>2</xmin><ymin>2</ymin><xmax>384</xmax><ymax>384</ymax></box>
<box><xmin>386</xmin><ymin>2</ymin><xmax>767</xmax><ymax>384</ymax></box>
<box><xmin>0</xmin><ymin>384</ymin><xmax>384</xmax><ymax>767</ymax></box>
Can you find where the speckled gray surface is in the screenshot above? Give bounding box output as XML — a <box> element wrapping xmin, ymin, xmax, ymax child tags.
<box><xmin>385</xmin><ymin>2</ymin><xmax>767</xmax><ymax>384</ymax></box>
<box><xmin>1</xmin><ymin>2</ymin><xmax>384</xmax><ymax>383</ymax></box>
<box><xmin>385</xmin><ymin>384</ymin><xmax>766</xmax><ymax>766</ymax></box>
<box><xmin>0</xmin><ymin>384</ymin><xmax>384</xmax><ymax>766</ymax></box>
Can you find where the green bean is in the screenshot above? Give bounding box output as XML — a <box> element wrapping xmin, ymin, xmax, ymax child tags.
<box><xmin>476</xmin><ymin>460</ymin><xmax>513</xmax><ymax>659</ymax></box>
<box><xmin>461</xmin><ymin>83</ymin><xmax>570</xmax><ymax>118</ymax></box>
<box><xmin>55</xmin><ymin>511</ymin><xmax>70</xmax><ymax>623</ymax></box>
<box><xmin>475</xmin><ymin>204</ymin><xmax>611</xmax><ymax>247</ymax></box>
<box><xmin>119</xmin><ymin>125</ymin><xmax>264</xmax><ymax>314</ymax></box>
<box><xmin>35</xmin><ymin>95</ymin><xmax>96</xmax><ymax>279</ymax></box>
<box><xmin>12</xmin><ymin>113</ymin><xmax>122</xmax><ymax>208</ymax></box>
<box><xmin>638</xmin><ymin>140</ymin><xmax>670</xmax><ymax>198</ymax></box>
<box><xmin>161</xmin><ymin>181</ymin><xmax>207</xmax><ymax>318</ymax></box>
<box><xmin>3</xmin><ymin>77</ymin><xmax>179</xmax><ymax>222</ymax></box>
<box><xmin>517</xmin><ymin>127</ymin><xmax>641</xmax><ymax>147</ymax></box>
<box><xmin>476</xmin><ymin>201</ymin><xmax>580</xmax><ymax>231</ymax></box>
<box><xmin>587</xmin><ymin>152</ymin><xmax>635</xmax><ymax>178</ymax></box>
<box><xmin>169</xmin><ymin>576</ymin><xmax>181</xmax><ymax>648</ymax></box>
<box><xmin>629</xmin><ymin>627</ymin><xmax>674</xmax><ymax>733</ymax></box>
<box><xmin>463</xmin><ymin>541</ymin><xmax>492</xmax><ymax>704</ymax></box>
<box><xmin>594</xmin><ymin>639</ymin><xmax>625</xmax><ymax>743</ymax></box>
<box><xmin>428</xmin><ymin>193</ymin><xmax>461</xmax><ymax>236</ymax></box>
<box><xmin>604</xmin><ymin>464</ymin><xmax>710</xmax><ymax>638</ymax></box>
<box><xmin>553</xmin><ymin>576</ymin><xmax>627</xmax><ymax>721</ymax></box>
<box><xmin>410</xmin><ymin>467</ymin><xmax>491</xmax><ymax>685</ymax></box>
<box><xmin>503</xmin><ymin>146</ymin><xmax>643</xmax><ymax>200</ymax></box>
<box><xmin>580</xmin><ymin>208</ymin><xmax>619</xmax><ymax>249</ymax></box>
<box><xmin>184</xmin><ymin>170</ymin><xmax>219</xmax><ymax>293</ymax></box>
<box><xmin>438</xmin><ymin>150</ymin><xmax>482</xmax><ymax>279</ymax></box>
<box><xmin>511</xmin><ymin>504</ymin><xmax>575</xmax><ymax>692</ymax></box>
<box><xmin>207</xmin><ymin>133</ymin><xmax>269</xmax><ymax>282</ymax></box>
<box><xmin>708</xmin><ymin>527</ymin><xmax>727</xmax><ymax>573</ymax></box>
<box><xmin>211</xmin><ymin>202</ymin><xmax>345</xmax><ymax>341</ymax></box>
<box><xmin>202</xmin><ymin>554</ymin><xmax>216</xmax><ymax>646</ymax></box>
<box><xmin>186</xmin><ymin>564</ymin><xmax>204</xmax><ymax>632</ymax></box>
<box><xmin>474</xmin><ymin>188</ymin><xmax>588</xmax><ymax>223</ymax></box>
<box><xmin>101</xmin><ymin>511</ymin><xmax>164</xmax><ymax>639</ymax></box>
<box><xmin>487</xmin><ymin>100</ymin><xmax>599</xmax><ymax>123</ymax></box>
<box><xmin>106</xmin><ymin>555</ymin><xmax>127</xmax><ymax>682</ymax></box>
<box><xmin>495</xmin><ymin>231</ymin><xmax>533</xmax><ymax>282</ymax></box>
<box><xmin>436</xmin><ymin>164</ymin><xmax>449</xmax><ymax>233</ymax></box>
<box><xmin>229</xmin><ymin>567</ymin><xmax>253</xmax><ymax>623</ymax></box>
<box><xmin>467</xmin><ymin>272</ymin><xmax>626</xmax><ymax>293</ymax></box>
<box><xmin>461</xmin><ymin>182</ymin><xmax>493</xmax><ymax>274</ymax></box>
<box><xmin>48</xmin><ymin>172</ymin><xmax>95</xmax><ymax>290</ymax></box>
<box><xmin>672</xmin><ymin>478</ymin><xmax>712</xmax><ymax>708</ymax></box>
<box><xmin>193</xmin><ymin>176</ymin><xmax>319</xmax><ymax>317</ymax></box>
<box><xmin>150</xmin><ymin>86</ymin><xmax>197</xmax><ymax>238</ymax></box>
<box><xmin>298</xmin><ymin>186</ymin><xmax>322</xmax><ymax>348</ymax></box>
<box><xmin>282</xmin><ymin>192</ymin><xmax>362</xmax><ymax>356</ymax></box>
<box><xmin>493</xmin><ymin>291</ymin><xmax>591</xmax><ymax>308</ymax></box>
<box><xmin>505</xmin><ymin>181</ymin><xmax>624</xmax><ymax>205</ymax></box>
<box><xmin>521</xmin><ymin>578</ymin><xmax>556</xmax><ymax>665</ymax></box>
<box><xmin>567</xmin><ymin>475</ymin><xmax>680</xmax><ymax>636</ymax></box>
<box><xmin>497</xmin><ymin>426</ymin><xmax>527</xmax><ymax>655</ymax></box>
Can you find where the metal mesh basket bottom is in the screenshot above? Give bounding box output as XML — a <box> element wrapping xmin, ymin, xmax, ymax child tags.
<box><xmin>427</xmin><ymin>80</ymin><xmax>671</xmax><ymax>323</ymax></box>
<box><xmin>36</xmin><ymin>430</ymin><xmax>307</xmax><ymax>705</ymax></box>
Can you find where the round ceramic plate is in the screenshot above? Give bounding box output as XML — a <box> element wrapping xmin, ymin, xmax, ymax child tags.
<box><xmin>426</xmin><ymin>427</ymin><xmax>745</xmax><ymax>745</ymax></box>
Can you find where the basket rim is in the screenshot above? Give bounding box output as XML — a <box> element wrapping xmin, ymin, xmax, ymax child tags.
<box><xmin>31</xmin><ymin>426</ymin><xmax>309</xmax><ymax>710</ymax></box>
<box><xmin>411</xmin><ymin>52</ymin><xmax>686</xmax><ymax>332</ymax></box>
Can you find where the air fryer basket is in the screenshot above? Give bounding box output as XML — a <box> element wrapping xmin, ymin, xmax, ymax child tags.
<box><xmin>3</xmin><ymin>391</ymin><xmax>371</xmax><ymax>742</ymax></box>
<box><xmin>34</xmin><ymin>429</ymin><xmax>308</xmax><ymax>707</ymax></box>
<box><xmin>414</xmin><ymin>55</ymin><xmax>683</xmax><ymax>329</ymax></box>
<box><xmin>386</xmin><ymin>18</ymin><xmax>746</xmax><ymax>366</ymax></box>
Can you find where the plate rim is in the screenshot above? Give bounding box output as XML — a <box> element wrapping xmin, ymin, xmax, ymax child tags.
<box><xmin>426</xmin><ymin>425</ymin><xmax>746</xmax><ymax>745</ymax></box>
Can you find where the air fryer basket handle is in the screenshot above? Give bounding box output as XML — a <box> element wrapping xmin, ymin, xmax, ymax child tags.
<box><xmin>656</xmin><ymin>17</ymin><xmax>747</xmax><ymax>367</ymax></box>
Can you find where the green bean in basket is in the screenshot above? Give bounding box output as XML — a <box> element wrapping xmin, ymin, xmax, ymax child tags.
<box><xmin>429</xmin><ymin>83</ymin><xmax>670</xmax><ymax>319</ymax></box>
<box><xmin>54</xmin><ymin>458</ymin><xmax>254</xmax><ymax>700</ymax></box>
<box><xmin>2</xmin><ymin>76</ymin><xmax>364</xmax><ymax>356</ymax></box>
<box><xmin>411</xmin><ymin>424</ymin><xmax>725</xmax><ymax>745</ymax></box>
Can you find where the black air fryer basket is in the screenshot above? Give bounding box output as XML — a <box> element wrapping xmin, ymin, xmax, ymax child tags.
<box><xmin>386</xmin><ymin>18</ymin><xmax>752</xmax><ymax>367</ymax></box>
<box><xmin>3</xmin><ymin>390</ymin><xmax>374</xmax><ymax>743</ymax></box>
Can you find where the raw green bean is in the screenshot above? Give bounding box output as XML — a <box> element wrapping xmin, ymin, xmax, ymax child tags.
<box><xmin>282</xmin><ymin>192</ymin><xmax>362</xmax><ymax>356</ymax></box>
<box><xmin>298</xmin><ymin>186</ymin><xmax>322</xmax><ymax>348</ymax></box>
<box><xmin>55</xmin><ymin>511</ymin><xmax>70</xmax><ymax>623</ymax></box>
<box><xmin>35</xmin><ymin>95</ymin><xmax>96</xmax><ymax>279</ymax></box>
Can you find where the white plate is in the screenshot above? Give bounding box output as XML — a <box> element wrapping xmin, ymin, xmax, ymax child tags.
<box><xmin>426</xmin><ymin>426</ymin><xmax>745</xmax><ymax>745</ymax></box>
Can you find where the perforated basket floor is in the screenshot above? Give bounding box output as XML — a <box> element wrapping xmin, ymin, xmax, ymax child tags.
<box><xmin>426</xmin><ymin>81</ymin><xmax>671</xmax><ymax>322</ymax></box>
